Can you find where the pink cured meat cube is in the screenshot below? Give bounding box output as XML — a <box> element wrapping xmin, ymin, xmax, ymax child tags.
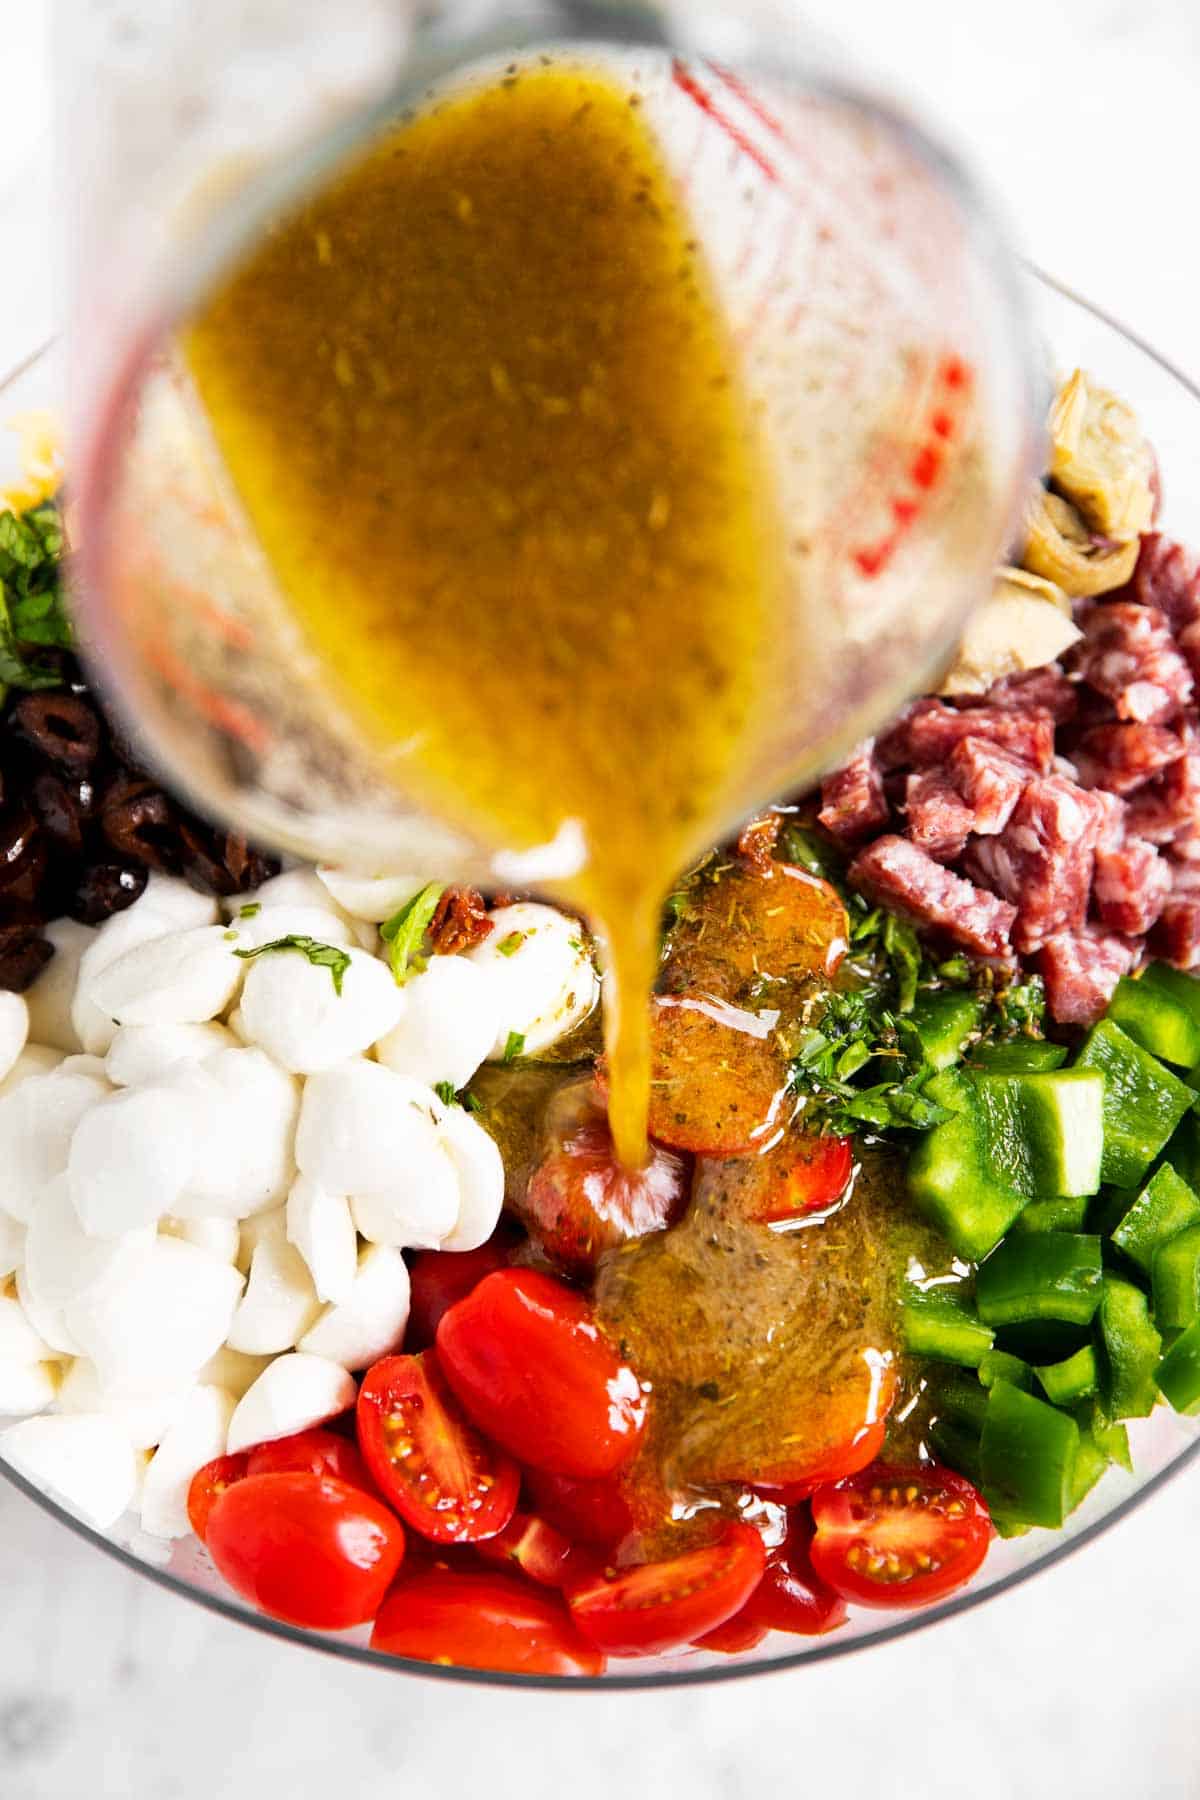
<box><xmin>1039</xmin><ymin>929</ymin><xmax>1137</xmax><ymax>1026</ymax></box>
<box><xmin>818</xmin><ymin>741</ymin><xmax>889</xmax><ymax>844</ymax></box>
<box><xmin>974</xmin><ymin>664</ymin><xmax>1079</xmax><ymax>726</ymax></box>
<box><xmin>904</xmin><ymin>770</ymin><xmax>974</xmax><ymax>862</ymax></box>
<box><xmin>1124</xmin><ymin>534</ymin><xmax>1200</xmax><ymax>635</ymax></box>
<box><xmin>1152</xmin><ymin>897</ymin><xmax>1200</xmax><ymax>970</ymax></box>
<box><xmin>1070</xmin><ymin>602</ymin><xmax>1194</xmax><ymax>724</ymax></box>
<box><xmin>1093</xmin><ymin>836</ymin><xmax>1172</xmax><ymax>937</ymax></box>
<box><xmin>1072</xmin><ymin>722</ymin><xmax>1184</xmax><ymax>796</ymax></box>
<box><xmin>847</xmin><ymin>835</ymin><xmax>1016</xmax><ymax>958</ymax></box>
<box><xmin>1126</xmin><ymin>751</ymin><xmax>1200</xmax><ymax>845</ymax></box>
<box><xmin>1091</xmin><ymin>788</ymin><xmax>1128</xmax><ymax>851</ymax></box>
<box><xmin>964</xmin><ymin>774</ymin><xmax>1105</xmax><ymax>955</ymax></box>
<box><xmin>947</xmin><ymin>737</ymin><xmax>1033</xmax><ymax>836</ymax></box>
<box><xmin>877</xmin><ymin>699</ymin><xmax>1054</xmax><ymax>773</ymax></box>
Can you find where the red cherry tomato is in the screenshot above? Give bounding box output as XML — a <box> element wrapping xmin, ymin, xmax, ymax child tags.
<box><xmin>747</xmin><ymin>1406</ymin><xmax>892</xmax><ymax>1501</ymax></box>
<box><xmin>247</xmin><ymin>1426</ymin><xmax>374</xmax><ymax>1495</ymax></box>
<box><xmin>810</xmin><ymin>1463</ymin><xmax>992</xmax><ymax>1610</ymax></box>
<box><xmin>476</xmin><ymin>1512</ymin><xmax>577</xmax><ymax>1588</ymax></box>
<box><xmin>749</xmin><ymin>1136</ymin><xmax>854</xmax><ymax>1224</ymax></box>
<box><xmin>406</xmin><ymin>1236</ymin><xmax>515</xmax><ymax>1352</ymax></box>
<box><xmin>732</xmin><ymin>1513</ymin><xmax>847</xmax><ymax>1640</ymax></box>
<box><xmin>521</xmin><ymin>1113</ymin><xmax>688</xmax><ymax>1277</ymax></box>
<box><xmin>436</xmin><ymin>1268</ymin><xmax>646</xmax><ymax>1479</ymax></box>
<box><xmin>205</xmin><ymin>1473</ymin><xmax>406</xmax><ymax>1629</ymax></box>
<box><xmin>692</xmin><ymin>1613</ymin><xmax>769</xmax><ymax>1655</ymax></box>
<box><xmin>371</xmin><ymin>1567</ymin><xmax>605</xmax><ymax>1677</ymax></box>
<box><xmin>187</xmin><ymin>1452</ymin><xmax>249</xmax><ymax>1543</ymax></box>
<box><xmin>645</xmin><ymin>994</ymin><xmax>788</xmax><ymax>1157</ymax></box>
<box><xmin>566</xmin><ymin>1522</ymin><xmax>766</xmax><ymax>1657</ymax></box>
<box><xmin>523</xmin><ymin>1468</ymin><xmax>636</xmax><ymax>1552</ymax></box>
<box><xmin>356</xmin><ymin>1352</ymin><xmax>520</xmax><ymax>1545</ymax></box>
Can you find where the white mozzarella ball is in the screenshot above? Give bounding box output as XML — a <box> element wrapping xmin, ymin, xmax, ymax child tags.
<box><xmin>469</xmin><ymin>903</ymin><xmax>598</xmax><ymax>1056</ymax></box>
<box><xmin>106</xmin><ymin>1021</ymin><xmax>236</xmax><ymax>1088</ymax></box>
<box><xmin>160</xmin><ymin>1214</ymin><xmax>241</xmax><ymax>1264</ymax></box>
<box><xmin>65</xmin><ymin>1235</ymin><xmax>244</xmax><ymax>1393</ymax></box>
<box><xmin>72</xmin><ymin>900</ymin><xmax>189</xmax><ymax>1055</ymax></box>
<box><xmin>68</xmin><ymin>1081</ymin><xmax>204</xmax><ymax>1237</ymax></box>
<box><xmin>196</xmin><ymin>1345</ymin><xmax>273</xmax><ymax>1400</ymax></box>
<box><xmin>141</xmin><ymin>1384</ymin><xmax>236</xmax><ymax>1539</ymax></box>
<box><xmin>437</xmin><ymin>1108</ymin><xmax>505</xmax><ymax>1253</ymax></box>
<box><xmin>0</xmin><ymin>1360</ymin><xmax>57</xmax><ymax>1417</ymax></box>
<box><xmin>286</xmin><ymin>1177</ymin><xmax>358</xmax><ymax>1305</ymax></box>
<box><xmin>141</xmin><ymin>875</ymin><xmax>220</xmax><ymax>930</ymax></box>
<box><xmin>25</xmin><ymin>1177</ymin><xmax>154</xmax><ymax>1352</ymax></box>
<box><xmin>296</xmin><ymin>1062</ymin><xmax>445</xmax><ymax>1195</ymax></box>
<box><xmin>238</xmin><ymin>947</ymin><xmax>404</xmax><ymax>1075</ymax></box>
<box><xmin>0</xmin><ymin>1212</ymin><xmax>24</xmax><ymax>1280</ymax></box>
<box><xmin>316</xmin><ymin>867</ymin><xmax>426</xmax><ymax>923</ymax></box>
<box><xmin>235</xmin><ymin>1205</ymin><xmax>286</xmax><ymax>1276</ymax></box>
<box><xmin>350</xmin><ymin>1149</ymin><xmax>460</xmax><ymax>1250</ymax></box>
<box><xmin>55</xmin><ymin>1359</ymin><xmax>194</xmax><ymax>1452</ymax></box>
<box><xmin>16</xmin><ymin>1265</ymin><xmax>80</xmax><ymax>1358</ymax></box>
<box><xmin>0</xmin><ymin>1294</ymin><xmax>52</xmax><ymax>1366</ymax></box>
<box><xmin>231</xmin><ymin>904</ymin><xmax>356</xmax><ymax>952</ymax></box>
<box><xmin>0</xmin><ymin>991</ymin><xmax>29</xmax><ymax>1083</ymax></box>
<box><xmin>57</xmin><ymin>1055</ymin><xmax>109</xmax><ymax>1079</ymax></box>
<box><xmin>169</xmin><ymin>1049</ymin><xmax>300</xmax><ymax>1220</ymax></box>
<box><xmin>226</xmin><ymin>1212</ymin><xmax>321</xmax><ymax>1354</ymax></box>
<box><xmin>0</xmin><ymin>1413</ymin><xmax>138</xmax><ymax>1527</ymax></box>
<box><xmin>87</xmin><ymin>926</ymin><xmax>244</xmax><ymax>1030</ymax></box>
<box><xmin>375</xmin><ymin>955</ymin><xmax>502</xmax><ymax>1092</ymax></box>
<box><xmin>225</xmin><ymin>1352</ymin><xmax>356</xmax><ymax>1454</ymax></box>
<box><xmin>298</xmin><ymin>1244</ymin><xmax>410</xmax><ymax>1369</ymax></box>
<box><xmin>225</xmin><ymin>1006</ymin><xmax>250</xmax><ymax>1044</ymax></box>
<box><xmin>0</xmin><ymin>1044</ymin><xmax>64</xmax><ymax>1096</ymax></box>
<box><xmin>227</xmin><ymin>870</ymin><xmax>344</xmax><ymax>918</ymax></box>
<box><xmin>25</xmin><ymin>920</ymin><xmax>94</xmax><ymax>1053</ymax></box>
<box><xmin>0</xmin><ymin>1070</ymin><xmax>110</xmax><ymax>1223</ymax></box>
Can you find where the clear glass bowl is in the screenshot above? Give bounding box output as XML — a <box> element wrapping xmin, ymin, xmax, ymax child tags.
<box><xmin>3</xmin><ymin>269</ymin><xmax>1199</xmax><ymax>1690</ymax></box>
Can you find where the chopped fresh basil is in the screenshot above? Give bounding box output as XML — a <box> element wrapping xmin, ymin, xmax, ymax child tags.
<box><xmin>434</xmin><ymin>1081</ymin><xmax>458</xmax><ymax>1106</ymax></box>
<box><xmin>239</xmin><ymin>902</ymin><xmax>262</xmax><ymax>919</ymax></box>
<box><xmin>0</xmin><ymin>500</ymin><xmax>72</xmax><ymax>694</ymax></box>
<box><xmin>234</xmin><ymin>933</ymin><xmax>352</xmax><ymax>995</ymax></box>
<box><xmin>380</xmin><ymin>882</ymin><xmax>445</xmax><ymax>985</ymax></box>
<box><xmin>496</xmin><ymin>931</ymin><xmax>525</xmax><ymax>958</ymax></box>
<box><xmin>502</xmin><ymin>1029</ymin><xmax>526</xmax><ymax>1064</ymax></box>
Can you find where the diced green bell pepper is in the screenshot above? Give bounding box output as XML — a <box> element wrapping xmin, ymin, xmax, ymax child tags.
<box><xmin>909</xmin><ymin>991</ymin><xmax>983</xmax><ymax>1071</ymax></box>
<box><xmin>1087</xmin><ymin>1406</ymin><xmax>1133</xmax><ymax>1474</ymax></box>
<box><xmin>1068</xmin><ymin>1421</ymin><xmax>1111</xmax><ymax>1512</ymax></box>
<box><xmin>1155</xmin><ymin>1317</ymin><xmax>1200</xmax><ymax>1415</ymax></box>
<box><xmin>974</xmin><ymin>1070</ymin><xmax>1105</xmax><ymax>1199</ymax></box>
<box><xmin>1010</xmin><ymin>1195</ymin><xmax>1090</xmax><ymax>1236</ymax></box>
<box><xmin>978</xmin><ymin>1348</ymin><xmax>1034</xmax><ymax>1391</ymax></box>
<box><xmin>905</xmin><ymin>1069</ymin><xmax>1027</xmax><ymax>1260</ymax></box>
<box><xmin>1035</xmin><ymin>1343</ymin><xmax>1099</xmax><ymax>1406</ymax></box>
<box><xmin>1111</xmin><ymin>1163</ymin><xmax>1200</xmax><ymax>1276</ymax></box>
<box><xmin>927</xmin><ymin>1417</ymin><xmax>983</xmax><ymax>1489</ymax></box>
<box><xmin>1164</xmin><ymin>1111</ymin><xmax>1200</xmax><ymax>1191</ymax></box>
<box><xmin>1152</xmin><ymin>1222</ymin><xmax>1200</xmax><ymax>1331</ymax></box>
<box><xmin>902</xmin><ymin>1285</ymin><xmax>993</xmax><ymax>1367</ymax></box>
<box><xmin>968</xmin><ymin>1040</ymin><xmax>1069</xmax><ymax>1074</ymax></box>
<box><xmin>975</xmin><ymin>1234</ymin><xmax>1103</xmax><ymax>1329</ymax></box>
<box><xmin>1074</xmin><ymin>1020</ymin><xmax>1194</xmax><ymax>1189</ymax></box>
<box><xmin>1107</xmin><ymin>969</ymin><xmax>1200</xmax><ymax>1069</ymax></box>
<box><xmin>933</xmin><ymin>1368</ymin><xmax>990</xmax><ymax>1433</ymax></box>
<box><xmin>1097</xmin><ymin>1275</ymin><xmax>1163</xmax><ymax>1419</ymax></box>
<box><xmin>980</xmin><ymin>1380</ymin><xmax>1080</xmax><ymax>1529</ymax></box>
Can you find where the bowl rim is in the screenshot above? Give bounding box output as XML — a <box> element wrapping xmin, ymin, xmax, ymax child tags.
<box><xmin>2</xmin><ymin>266</ymin><xmax>1199</xmax><ymax>1691</ymax></box>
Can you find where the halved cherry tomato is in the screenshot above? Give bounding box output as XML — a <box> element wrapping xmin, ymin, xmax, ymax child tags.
<box><xmin>523</xmin><ymin>1468</ymin><xmax>636</xmax><ymax>1552</ymax></box>
<box><xmin>247</xmin><ymin>1426</ymin><xmax>374</xmax><ymax>1495</ymax></box>
<box><xmin>566</xmin><ymin>1522</ymin><xmax>766</xmax><ymax>1657</ymax></box>
<box><xmin>187</xmin><ymin>1452</ymin><xmax>249</xmax><ymax>1543</ymax></box>
<box><xmin>695</xmin><ymin>1516</ymin><xmax>846</xmax><ymax>1652</ymax></box>
<box><xmin>810</xmin><ymin>1462</ymin><xmax>992</xmax><ymax>1610</ymax></box>
<box><xmin>748</xmin><ymin>1135</ymin><xmax>854</xmax><ymax>1224</ymax></box>
<box><xmin>356</xmin><ymin>1352</ymin><xmax>519</xmax><ymax>1545</ymax></box>
<box><xmin>692</xmin><ymin>1613</ymin><xmax>769</xmax><ymax>1655</ymax></box>
<box><xmin>371</xmin><ymin>1567</ymin><xmax>605</xmax><ymax>1677</ymax></box>
<box><xmin>521</xmin><ymin>1112</ymin><xmax>688</xmax><ymax>1276</ymax></box>
<box><xmin>205</xmin><ymin>1472</ymin><xmax>406</xmax><ymax>1629</ymax></box>
<box><xmin>745</xmin><ymin>1407</ymin><xmax>891</xmax><ymax>1501</ymax></box>
<box><xmin>406</xmin><ymin>1235</ymin><xmax>515</xmax><ymax>1352</ymax></box>
<box><xmin>664</xmin><ymin>863</ymin><xmax>848</xmax><ymax>993</ymax></box>
<box><xmin>436</xmin><ymin>1268</ymin><xmax>646</xmax><ymax>1479</ymax></box>
<box><xmin>476</xmin><ymin>1512</ymin><xmax>577</xmax><ymax>1588</ymax></box>
<box><xmin>645</xmin><ymin>994</ymin><xmax>788</xmax><ymax>1157</ymax></box>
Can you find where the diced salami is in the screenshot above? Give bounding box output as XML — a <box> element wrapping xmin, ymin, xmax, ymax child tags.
<box><xmin>1070</xmin><ymin>602</ymin><xmax>1193</xmax><ymax>724</ymax></box>
<box><xmin>847</xmin><ymin>835</ymin><xmax>1016</xmax><ymax>958</ymax></box>
<box><xmin>947</xmin><ymin>736</ymin><xmax>1033</xmax><ymax>836</ymax></box>
<box><xmin>965</xmin><ymin>774</ymin><xmax>1104</xmax><ymax>955</ymax></box>
<box><xmin>1169</xmin><ymin>859</ymin><xmax>1200</xmax><ymax>895</ymax></box>
<box><xmin>1071</xmin><ymin>722</ymin><xmax>1184</xmax><ymax>795</ymax></box>
<box><xmin>1092</xmin><ymin>836</ymin><xmax>1172</xmax><ymax>937</ymax></box>
<box><xmin>1039</xmin><ymin>929</ymin><xmax>1137</xmax><ymax>1026</ymax></box>
<box><xmin>1151</xmin><ymin>897</ymin><xmax>1200</xmax><ymax>970</ymax></box>
<box><xmin>1122</xmin><ymin>533</ymin><xmax>1200</xmax><ymax>634</ymax></box>
<box><xmin>818</xmin><ymin>741</ymin><xmax>889</xmax><ymax>844</ymax></box>
<box><xmin>1125</xmin><ymin>750</ymin><xmax>1200</xmax><ymax>844</ymax></box>
<box><xmin>1091</xmin><ymin>788</ymin><xmax>1128</xmax><ymax>851</ymax></box>
<box><xmin>878</xmin><ymin>698</ymin><xmax>1054</xmax><ymax>773</ymax></box>
<box><xmin>970</xmin><ymin>663</ymin><xmax>1080</xmax><ymax>726</ymax></box>
<box><xmin>904</xmin><ymin>770</ymin><xmax>974</xmax><ymax>862</ymax></box>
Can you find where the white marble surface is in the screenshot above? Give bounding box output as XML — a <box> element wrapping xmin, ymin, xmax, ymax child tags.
<box><xmin>4</xmin><ymin>5</ymin><xmax>1200</xmax><ymax>1796</ymax></box>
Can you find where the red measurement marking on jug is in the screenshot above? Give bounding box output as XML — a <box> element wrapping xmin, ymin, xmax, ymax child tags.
<box><xmin>848</xmin><ymin>354</ymin><xmax>975</xmax><ymax>579</ymax></box>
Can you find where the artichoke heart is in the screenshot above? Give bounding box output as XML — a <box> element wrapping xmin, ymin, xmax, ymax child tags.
<box><xmin>1049</xmin><ymin>368</ymin><xmax>1155</xmax><ymax>542</ymax></box>
<box><xmin>1022</xmin><ymin>488</ymin><xmax>1139</xmax><ymax>597</ymax></box>
<box><xmin>938</xmin><ymin>566</ymin><xmax>1082</xmax><ymax>697</ymax></box>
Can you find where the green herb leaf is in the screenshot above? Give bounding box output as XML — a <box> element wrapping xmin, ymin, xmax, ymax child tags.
<box><xmin>434</xmin><ymin>1081</ymin><xmax>459</xmax><ymax>1106</ymax></box>
<box><xmin>380</xmin><ymin>882</ymin><xmax>445</xmax><ymax>986</ymax></box>
<box><xmin>502</xmin><ymin>1029</ymin><xmax>526</xmax><ymax>1064</ymax></box>
<box><xmin>234</xmin><ymin>934</ymin><xmax>352</xmax><ymax>995</ymax></box>
<box><xmin>238</xmin><ymin>902</ymin><xmax>262</xmax><ymax>920</ymax></box>
<box><xmin>496</xmin><ymin>931</ymin><xmax>525</xmax><ymax>958</ymax></box>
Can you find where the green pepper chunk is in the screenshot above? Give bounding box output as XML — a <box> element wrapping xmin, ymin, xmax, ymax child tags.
<box><xmin>905</xmin><ymin>1069</ymin><xmax>1027</xmax><ymax>1260</ymax></box>
<box><xmin>1086</xmin><ymin>1406</ymin><xmax>1133</xmax><ymax>1474</ymax></box>
<box><xmin>1164</xmin><ymin>1111</ymin><xmax>1200</xmax><ymax>1191</ymax></box>
<box><xmin>973</xmin><ymin>1070</ymin><xmax>1104</xmax><ymax>1199</ymax></box>
<box><xmin>1152</xmin><ymin>1222</ymin><xmax>1200</xmax><ymax>1331</ymax></box>
<box><xmin>1107</xmin><ymin>969</ymin><xmax>1200</xmax><ymax>1069</ymax></box>
<box><xmin>1097</xmin><ymin>1275</ymin><xmax>1163</xmax><ymax>1420</ymax></box>
<box><xmin>975</xmin><ymin>1234</ymin><xmax>1103</xmax><ymax>1329</ymax></box>
<box><xmin>932</xmin><ymin>1368</ymin><xmax>990</xmax><ymax>1434</ymax></box>
<box><xmin>980</xmin><ymin>1380</ymin><xmax>1080</xmax><ymax>1529</ymax></box>
<box><xmin>927</xmin><ymin>1417</ymin><xmax>984</xmax><ymax>1489</ymax></box>
<box><xmin>1010</xmin><ymin>1195</ymin><xmax>1090</xmax><ymax>1236</ymax></box>
<box><xmin>909</xmin><ymin>991</ymin><xmax>982</xmax><ymax>1071</ymax></box>
<box><xmin>978</xmin><ymin>1348</ymin><xmax>1034</xmax><ymax>1391</ymax></box>
<box><xmin>1155</xmin><ymin>1317</ymin><xmax>1200</xmax><ymax>1415</ymax></box>
<box><xmin>1035</xmin><ymin>1343</ymin><xmax>1099</xmax><ymax>1406</ymax></box>
<box><xmin>1074</xmin><ymin>1020</ymin><xmax>1194</xmax><ymax>1188</ymax></box>
<box><xmin>968</xmin><ymin>1041</ymin><xmax>1069</xmax><ymax>1074</ymax></box>
<box><xmin>901</xmin><ymin>1286</ymin><xmax>993</xmax><ymax>1368</ymax></box>
<box><xmin>1111</xmin><ymin>1163</ymin><xmax>1200</xmax><ymax>1276</ymax></box>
